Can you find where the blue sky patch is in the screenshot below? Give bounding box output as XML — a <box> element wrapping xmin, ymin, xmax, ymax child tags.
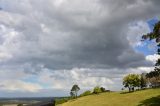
<box><xmin>135</xmin><ymin>18</ymin><xmax>159</xmax><ymax>56</ymax></box>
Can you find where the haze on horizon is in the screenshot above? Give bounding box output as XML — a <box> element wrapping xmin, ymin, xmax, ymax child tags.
<box><xmin>0</xmin><ymin>0</ymin><xmax>160</xmax><ymax>97</ymax></box>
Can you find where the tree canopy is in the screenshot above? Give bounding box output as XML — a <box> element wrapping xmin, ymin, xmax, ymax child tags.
<box><xmin>70</xmin><ymin>84</ymin><xmax>80</xmax><ymax>98</ymax></box>
<box><xmin>123</xmin><ymin>74</ymin><xmax>141</xmax><ymax>92</ymax></box>
<box><xmin>142</xmin><ymin>21</ymin><xmax>160</xmax><ymax>87</ymax></box>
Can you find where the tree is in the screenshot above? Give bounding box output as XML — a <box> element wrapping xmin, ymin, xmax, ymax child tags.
<box><xmin>142</xmin><ymin>21</ymin><xmax>160</xmax><ymax>87</ymax></box>
<box><xmin>146</xmin><ymin>69</ymin><xmax>160</xmax><ymax>87</ymax></box>
<box><xmin>123</xmin><ymin>74</ymin><xmax>141</xmax><ymax>92</ymax></box>
<box><xmin>140</xmin><ymin>73</ymin><xmax>147</xmax><ymax>89</ymax></box>
<box><xmin>70</xmin><ymin>91</ymin><xmax>75</xmax><ymax>98</ymax></box>
<box><xmin>71</xmin><ymin>84</ymin><xmax>80</xmax><ymax>98</ymax></box>
<box><xmin>93</xmin><ymin>86</ymin><xmax>102</xmax><ymax>94</ymax></box>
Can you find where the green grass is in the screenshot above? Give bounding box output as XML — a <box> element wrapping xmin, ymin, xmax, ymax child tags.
<box><xmin>55</xmin><ymin>98</ymin><xmax>70</xmax><ymax>105</ymax></box>
<box><xmin>61</xmin><ymin>88</ymin><xmax>160</xmax><ymax>106</ymax></box>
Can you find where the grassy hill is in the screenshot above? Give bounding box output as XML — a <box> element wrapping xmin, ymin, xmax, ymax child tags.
<box><xmin>60</xmin><ymin>88</ymin><xmax>160</xmax><ymax>106</ymax></box>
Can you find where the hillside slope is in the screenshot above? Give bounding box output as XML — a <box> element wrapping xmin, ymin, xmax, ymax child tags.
<box><xmin>61</xmin><ymin>88</ymin><xmax>160</xmax><ymax>106</ymax></box>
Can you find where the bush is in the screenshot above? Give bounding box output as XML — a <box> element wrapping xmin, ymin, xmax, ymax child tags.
<box><xmin>55</xmin><ymin>98</ymin><xmax>68</xmax><ymax>105</ymax></box>
<box><xmin>17</xmin><ymin>104</ymin><xmax>23</xmax><ymax>106</ymax></box>
<box><xmin>80</xmin><ymin>90</ymin><xmax>92</xmax><ymax>97</ymax></box>
<box><xmin>93</xmin><ymin>86</ymin><xmax>102</xmax><ymax>94</ymax></box>
<box><xmin>100</xmin><ymin>87</ymin><xmax>106</xmax><ymax>92</ymax></box>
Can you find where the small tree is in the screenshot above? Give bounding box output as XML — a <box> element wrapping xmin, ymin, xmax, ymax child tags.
<box><xmin>123</xmin><ymin>74</ymin><xmax>141</xmax><ymax>92</ymax></box>
<box><xmin>71</xmin><ymin>84</ymin><xmax>80</xmax><ymax>98</ymax></box>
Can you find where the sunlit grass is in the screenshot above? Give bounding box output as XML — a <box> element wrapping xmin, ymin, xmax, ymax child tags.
<box><xmin>61</xmin><ymin>88</ymin><xmax>160</xmax><ymax>106</ymax></box>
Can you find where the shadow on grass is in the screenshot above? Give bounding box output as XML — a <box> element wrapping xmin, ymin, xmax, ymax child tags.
<box><xmin>120</xmin><ymin>89</ymin><xmax>148</xmax><ymax>94</ymax></box>
<box><xmin>120</xmin><ymin>91</ymin><xmax>134</xmax><ymax>94</ymax></box>
<box><xmin>138</xmin><ymin>95</ymin><xmax>160</xmax><ymax>106</ymax></box>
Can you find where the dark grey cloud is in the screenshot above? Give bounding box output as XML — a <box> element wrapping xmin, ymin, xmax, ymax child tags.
<box><xmin>0</xmin><ymin>0</ymin><xmax>158</xmax><ymax>70</ymax></box>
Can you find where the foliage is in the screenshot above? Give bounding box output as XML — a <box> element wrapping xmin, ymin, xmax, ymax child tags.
<box><xmin>123</xmin><ymin>74</ymin><xmax>141</xmax><ymax>92</ymax></box>
<box><xmin>100</xmin><ymin>87</ymin><xmax>106</xmax><ymax>92</ymax></box>
<box><xmin>142</xmin><ymin>21</ymin><xmax>160</xmax><ymax>42</ymax></box>
<box><xmin>142</xmin><ymin>21</ymin><xmax>160</xmax><ymax>87</ymax></box>
<box><xmin>17</xmin><ymin>104</ymin><xmax>23</xmax><ymax>106</ymax></box>
<box><xmin>93</xmin><ymin>86</ymin><xmax>102</xmax><ymax>94</ymax></box>
<box><xmin>80</xmin><ymin>90</ymin><xmax>92</xmax><ymax>97</ymax></box>
<box><xmin>71</xmin><ymin>84</ymin><xmax>80</xmax><ymax>98</ymax></box>
<box><xmin>140</xmin><ymin>73</ymin><xmax>147</xmax><ymax>89</ymax></box>
<box><xmin>146</xmin><ymin>68</ymin><xmax>160</xmax><ymax>87</ymax></box>
<box><xmin>55</xmin><ymin>98</ymin><xmax>69</xmax><ymax>105</ymax></box>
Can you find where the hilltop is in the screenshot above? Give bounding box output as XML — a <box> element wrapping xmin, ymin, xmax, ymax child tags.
<box><xmin>60</xmin><ymin>88</ymin><xmax>160</xmax><ymax>106</ymax></box>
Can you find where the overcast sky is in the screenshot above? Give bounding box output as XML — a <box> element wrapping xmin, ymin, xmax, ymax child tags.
<box><xmin>0</xmin><ymin>0</ymin><xmax>160</xmax><ymax>97</ymax></box>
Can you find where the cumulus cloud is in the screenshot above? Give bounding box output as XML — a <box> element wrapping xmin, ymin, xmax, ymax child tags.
<box><xmin>146</xmin><ymin>54</ymin><xmax>160</xmax><ymax>63</ymax></box>
<box><xmin>0</xmin><ymin>0</ymin><xmax>159</xmax><ymax>96</ymax></box>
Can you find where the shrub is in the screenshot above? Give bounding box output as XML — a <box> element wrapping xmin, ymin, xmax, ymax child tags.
<box><xmin>93</xmin><ymin>86</ymin><xmax>102</xmax><ymax>94</ymax></box>
<box><xmin>80</xmin><ymin>90</ymin><xmax>92</xmax><ymax>97</ymax></box>
<box><xmin>55</xmin><ymin>98</ymin><xmax>68</xmax><ymax>105</ymax></box>
<box><xmin>17</xmin><ymin>104</ymin><xmax>23</xmax><ymax>106</ymax></box>
<box><xmin>100</xmin><ymin>87</ymin><xmax>106</xmax><ymax>92</ymax></box>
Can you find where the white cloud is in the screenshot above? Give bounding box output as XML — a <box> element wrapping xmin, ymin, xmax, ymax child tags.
<box><xmin>137</xmin><ymin>67</ymin><xmax>154</xmax><ymax>73</ymax></box>
<box><xmin>36</xmin><ymin>66</ymin><xmax>155</xmax><ymax>92</ymax></box>
<box><xmin>146</xmin><ymin>54</ymin><xmax>159</xmax><ymax>63</ymax></box>
<box><xmin>0</xmin><ymin>66</ymin><xmax>155</xmax><ymax>95</ymax></box>
<box><xmin>0</xmin><ymin>80</ymin><xmax>42</xmax><ymax>92</ymax></box>
<box><xmin>37</xmin><ymin>68</ymin><xmax>114</xmax><ymax>90</ymax></box>
<box><xmin>0</xmin><ymin>52</ymin><xmax>12</xmax><ymax>61</ymax></box>
<box><xmin>53</xmin><ymin>0</ymin><xmax>66</xmax><ymax>7</ymax></box>
<box><xmin>0</xmin><ymin>24</ymin><xmax>21</xmax><ymax>61</ymax></box>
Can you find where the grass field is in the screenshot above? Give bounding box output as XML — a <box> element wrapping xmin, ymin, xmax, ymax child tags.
<box><xmin>61</xmin><ymin>88</ymin><xmax>160</xmax><ymax>106</ymax></box>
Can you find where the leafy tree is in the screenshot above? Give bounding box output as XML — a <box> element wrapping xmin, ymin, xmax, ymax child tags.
<box><xmin>93</xmin><ymin>86</ymin><xmax>102</xmax><ymax>94</ymax></box>
<box><xmin>146</xmin><ymin>69</ymin><xmax>160</xmax><ymax>87</ymax></box>
<box><xmin>123</xmin><ymin>74</ymin><xmax>141</xmax><ymax>92</ymax></box>
<box><xmin>142</xmin><ymin>21</ymin><xmax>160</xmax><ymax>87</ymax></box>
<box><xmin>71</xmin><ymin>84</ymin><xmax>80</xmax><ymax>98</ymax></box>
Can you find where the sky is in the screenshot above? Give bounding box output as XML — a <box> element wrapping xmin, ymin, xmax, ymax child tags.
<box><xmin>0</xmin><ymin>0</ymin><xmax>160</xmax><ymax>97</ymax></box>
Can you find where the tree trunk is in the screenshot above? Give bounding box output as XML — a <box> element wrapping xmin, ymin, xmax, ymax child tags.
<box><xmin>128</xmin><ymin>87</ymin><xmax>131</xmax><ymax>92</ymax></box>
